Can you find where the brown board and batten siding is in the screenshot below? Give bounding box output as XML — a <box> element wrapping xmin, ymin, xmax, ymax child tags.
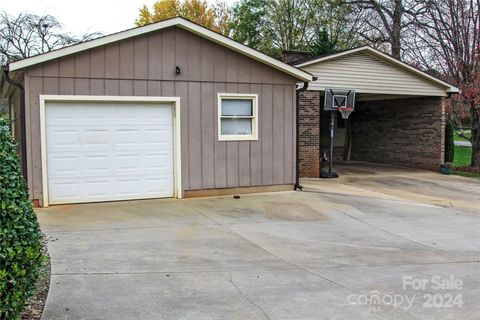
<box><xmin>23</xmin><ymin>26</ymin><xmax>297</xmax><ymax>201</ymax></box>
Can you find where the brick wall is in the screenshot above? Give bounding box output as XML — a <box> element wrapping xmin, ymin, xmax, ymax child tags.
<box><xmin>299</xmin><ymin>94</ymin><xmax>344</xmax><ymax>178</ymax></box>
<box><xmin>350</xmin><ymin>97</ymin><xmax>445</xmax><ymax>170</ymax></box>
<box><xmin>299</xmin><ymin>91</ymin><xmax>321</xmax><ymax>177</ymax></box>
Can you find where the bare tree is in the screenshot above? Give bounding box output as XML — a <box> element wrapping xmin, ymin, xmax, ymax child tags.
<box><xmin>0</xmin><ymin>12</ymin><xmax>100</xmax><ymax>65</ymax></box>
<box><xmin>346</xmin><ymin>0</ymin><xmax>427</xmax><ymax>59</ymax></box>
<box><xmin>404</xmin><ymin>0</ymin><xmax>480</xmax><ymax>168</ymax></box>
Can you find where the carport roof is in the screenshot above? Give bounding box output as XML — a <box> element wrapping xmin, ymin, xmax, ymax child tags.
<box><xmin>6</xmin><ymin>17</ymin><xmax>312</xmax><ymax>82</ymax></box>
<box><xmin>296</xmin><ymin>46</ymin><xmax>459</xmax><ymax>95</ymax></box>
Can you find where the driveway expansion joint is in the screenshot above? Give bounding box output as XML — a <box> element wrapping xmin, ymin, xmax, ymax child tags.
<box><xmin>182</xmin><ymin>202</ymin><xmax>368</xmax><ymax>297</ymax></box>
<box><xmin>228</xmin><ymin>271</ymin><xmax>272</xmax><ymax>320</ymax></box>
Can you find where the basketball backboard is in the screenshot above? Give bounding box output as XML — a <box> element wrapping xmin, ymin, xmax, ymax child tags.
<box><xmin>324</xmin><ymin>88</ymin><xmax>355</xmax><ymax>111</ymax></box>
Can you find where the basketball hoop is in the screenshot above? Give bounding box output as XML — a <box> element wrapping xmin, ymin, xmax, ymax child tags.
<box><xmin>337</xmin><ymin>106</ymin><xmax>353</xmax><ymax>119</ymax></box>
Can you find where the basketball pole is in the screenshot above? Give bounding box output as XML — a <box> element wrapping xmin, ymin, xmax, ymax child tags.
<box><xmin>321</xmin><ymin>88</ymin><xmax>353</xmax><ymax>179</ymax></box>
<box><xmin>320</xmin><ymin>110</ymin><xmax>339</xmax><ymax>178</ymax></box>
<box><xmin>329</xmin><ymin>111</ymin><xmax>335</xmax><ymax>175</ymax></box>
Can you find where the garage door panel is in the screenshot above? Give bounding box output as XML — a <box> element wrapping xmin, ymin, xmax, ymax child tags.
<box><xmin>84</xmin><ymin>129</ymin><xmax>111</xmax><ymax>146</ymax></box>
<box><xmin>48</xmin><ymin>175</ymin><xmax>173</xmax><ymax>204</ymax></box>
<box><xmin>47</xmin><ymin>129</ymin><xmax>80</xmax><ymax>147</ymax></box>
<box><xmin>49</xmin><ymin>155</ymin><xmax>82</xmax><ymax>175</ymax></box>
<box><xmin>47</xmin><ymin>151</ymin><xmax>173</xmax><ymax>178</ymax></box>
<box><xmin>47</xmin><ymin>126</ymin><xmax>173</xmax><ymax>152</ymax></box>
<box><xmin>46</xmin><ymin>101</ymin><xmax>174</xmax><ymax>204</ymax></box>
<box><xmin>47</xmin><ymin>103</ymin><xmax>172</xmax><ymax>125</ymax></box>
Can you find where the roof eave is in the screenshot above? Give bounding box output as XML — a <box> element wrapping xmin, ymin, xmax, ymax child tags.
<box><xmin>296</xmin><ymin>46</ymin><xmax>459</xmax><ymax>94</ymax></box>
<box><xmin>447</xmin><ymin>87</ymin><xmax>460</xmax><ymax>94</ymax></box>
<box><xmin>8</xmin><ymin>17</ymin><xmax>312</xmax><ymax>82</ymax></box>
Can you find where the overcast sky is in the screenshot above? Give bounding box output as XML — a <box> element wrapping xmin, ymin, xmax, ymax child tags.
<box><xmin>3</xmin><ymin>0</ymin><xmax>237</xmax><ymax>36</ymax></box>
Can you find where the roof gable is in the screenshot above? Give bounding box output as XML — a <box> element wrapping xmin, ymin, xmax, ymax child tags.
<box><xmin>8</xmin><ymin>17</ymin><xmax>311</xmax><ymax>82</ymax></box>
<box><xmin>296</xmin><ymin>46</ymin><xmax>458</xmax><ymax>95</ymax></box>
<box><xmin>27</xmin><ymin>27</ymin><xmax>299</xmax><ymax>86</ymax></box>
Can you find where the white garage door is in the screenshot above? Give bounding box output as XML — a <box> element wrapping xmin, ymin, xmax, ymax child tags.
<box><xmin>45</xmin><ymin>101</ymin><xmax>174</xmax><ymax>204</ymax></box>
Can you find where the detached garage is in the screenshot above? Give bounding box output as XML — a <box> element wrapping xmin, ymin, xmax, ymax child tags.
<box><xmin>1</xmin><ymin>17</ymin><xmax>311</xmax><ymax>207</ymax></box>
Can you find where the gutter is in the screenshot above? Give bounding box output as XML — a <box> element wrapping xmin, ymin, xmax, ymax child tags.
<box><xmin>294</xmin><ymin>79</ymin><xmax>312</xmax><ymax>190</ymax></box>
<box><xmin>2</xmin><ymin>65</ymin><xmax>28</xmax><ymax>182</ymax></box>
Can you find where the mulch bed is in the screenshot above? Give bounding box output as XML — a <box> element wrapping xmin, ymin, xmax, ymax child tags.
<box><xmin>21</xmin><ymin>234</ymin><xmax>51</xmax><ymax>320</ymax></box>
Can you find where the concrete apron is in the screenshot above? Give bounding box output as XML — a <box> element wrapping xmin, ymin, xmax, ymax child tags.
<box><xmin>37</xmin><ymin>171</ymin><xmax>480</xmax><ymax>319</ymax></box>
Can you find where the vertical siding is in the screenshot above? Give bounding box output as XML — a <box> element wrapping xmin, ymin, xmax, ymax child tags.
<box><xmin>238</xmin><ymin>83</ymin><xmax>251</xmax><ymax>187</ymax></box>
<box><xmin>175</xmin><ymin>81</ymin><xmax>189</xmax><ymax>189</ymax></box>
<box><xmin>213</xmin><ymin>82</ymin><xmax>227</xmax><ymax>188</ymax></box>
<box><xmin>28</xmin><ymin>76</ymin><xmax>43</xmax><ymax>198</ymax></box>
<box><xmin>24</xmin><ymin>26</ymin><xmax>298</xmax><ymax>201</ymax></box>
<box><xmin>188</xmin><ymin>81</ymin><xmax>202</xmax><ymax>189</ymax></box>
<box><xmin>226</xmin><ymin>82</ymin><xmax>239</xmax><ymax>187</ymax></box>
<box><xmin>261</xmin><ymin>84</ymin><xmax>273</xmax><ymax>185</ymax></box>
<box><xmin>201</xmin><ymin>82</ymin><xmax>215</xmax><ymax>188</ymax></box>
<box><xmin>249</xmin><ymin>84</ymin><xmax>262</xmax><ymax>186</ymax></box>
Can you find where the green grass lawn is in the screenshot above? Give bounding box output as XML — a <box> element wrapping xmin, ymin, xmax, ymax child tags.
<box><xmin>452</xmin><ymin>145</ymin><xmax>480</xmax><ymax>178</ymax></box>
<box><xmin>454</xmin><ymin>130</ymin><xmax>471</xmax><ymax>142</ymax></box>
<box><xmin>453</xmin><ymin>171</ymin><xmax>480</xmax><ymax>179</ymax></box>
<box><xmin>454</xmin><ymin>145</ymin><xmax>472</xmax><ymax>167</ymax></box>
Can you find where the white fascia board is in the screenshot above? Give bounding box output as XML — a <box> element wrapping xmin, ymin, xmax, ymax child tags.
<box><xmin>9</xmin><ymin>18</ymin><xmax>311</xmax><ymax>82</ymax></box>
<box><xmin>305</xmin><ymin>83</ymin><xmax>448</xmax><ymax>97</ymax></box>
<box><xmin>296</xmin><ymin>46</ymin><xmax>459</xmax><ymax>94</ymax></box>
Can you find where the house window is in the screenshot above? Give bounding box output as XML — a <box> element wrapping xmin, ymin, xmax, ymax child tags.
<box><xmin>218</xmin><ymin>94</ymin><xmax>258</xmax><ymax>141</ymax></box>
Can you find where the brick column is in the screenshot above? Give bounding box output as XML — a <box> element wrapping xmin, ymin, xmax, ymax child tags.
<box><xmin>351</xmin><ymin>97</ymin><xmax>444</xmax><ymax>170</ymax></box>
<box><xmin>298</xmin><ymin>91</ymin><xmax>321</xmax><ymax>177</ymax></box>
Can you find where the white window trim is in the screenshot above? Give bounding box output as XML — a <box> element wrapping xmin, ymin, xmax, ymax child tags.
<box><xmin>217</xmin><ymin>93</ymin><xmax>258</xmax><ymax>141</ymax></box>
<box><xmin>39</xmin><ymin>95</ymin><xmax>182</xmax><ymax>207</ymax></box>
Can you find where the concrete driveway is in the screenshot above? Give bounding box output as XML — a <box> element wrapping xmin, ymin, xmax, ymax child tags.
<box><xmin>37</xmin><ymin>163</ymin><xmax>480</xmax><ymax>319</ymax></box>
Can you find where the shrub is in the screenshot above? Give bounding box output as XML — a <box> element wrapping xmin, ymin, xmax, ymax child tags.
<box><xmin>0</xmin><ymin>117</ymin><xmax>43</xmax><ymax>320</ymax></box>
<box><xmin>445</xmin><ymin>122</ymin><xmax>454</xmax><ymax>163</ymax></box>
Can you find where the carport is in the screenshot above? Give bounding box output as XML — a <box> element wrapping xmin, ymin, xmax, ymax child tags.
<box><xmin>293</xmin><ymin>46</ymin><xmax>459</xmax><ymax>177</ymax></box>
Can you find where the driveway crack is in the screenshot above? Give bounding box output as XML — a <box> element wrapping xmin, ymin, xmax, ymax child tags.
<box><xmin>183</xmin><ymin>202</ymin><xmax>367</xmax><ymax>296</ymax></box>
<box><xmin>228</xmin><ymin>272</ymin><xmax>272</xmax><ymax>320</ymax></box>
